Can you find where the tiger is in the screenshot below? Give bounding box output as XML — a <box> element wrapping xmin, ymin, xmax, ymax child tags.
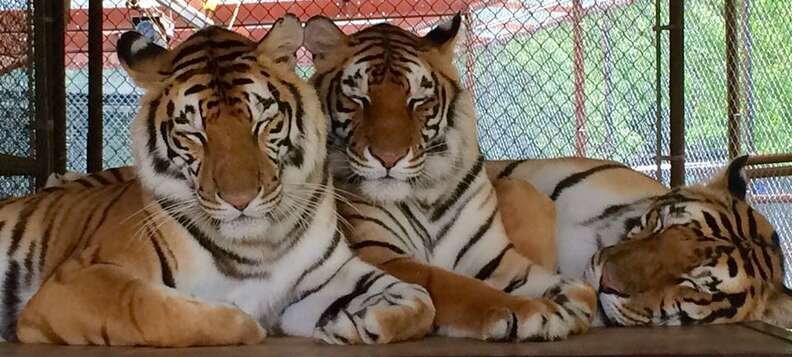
<box><xmin>0</xmin><ymin>17</ymin><xmax>435</xmax><ymax>346</ymax></box>
<box><xmin>303</xmin><ymin>14</ymin><xmax>597</xmax><ymax>341</ymax></box>
<box><xmin>490</xmin><ymin>155</ymin><xmax>792</xmax><ymax>328</ymax></box>
<box><xmin>45</xmin><ymin>166</ymin><xmax>135</xmax><ymax>189</ymax></box>
<box><xmin>50</xmin><ymin>153</ymin><xmax>792</xmax><ymax>329</ymax></box>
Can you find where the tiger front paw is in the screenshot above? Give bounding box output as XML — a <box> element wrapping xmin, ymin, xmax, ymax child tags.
<box><xmin>438</xmin><ymin>279</ymin><xmax>595</xmax><ymax>342</ymax></box>
<box><xmin>315</xmin><ymin>280</ymin><xmax>435</xmax><ymax>344</ymax></box>
<box><xmin>210</xmin><ymin>305</ymin><xmax>268</xmax><ymax>346</ymax></box>
<box><xmin>509</xmin><ymin>279</ymin><xmax>596</xmax><ymax>341</ymax></box>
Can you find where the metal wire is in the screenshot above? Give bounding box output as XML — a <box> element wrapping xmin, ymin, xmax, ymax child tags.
<box><xmin>683</xmin><ymin>0</ymin><xmax>792</xmax><ymax>286</ymax></box>
<box><xmin>0</xmin><ymin>0</ymin><xmax>35</xmax><ymax>198</ymax></box>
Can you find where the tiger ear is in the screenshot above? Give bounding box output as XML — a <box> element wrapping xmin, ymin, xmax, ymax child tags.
<box><xmin>257</xmin><ymin>14</ymin><xmax>303</xmax><ymax>72</ymax></box>
<box><xmin>116</xmin><ymin>31</ymin><xmax>171</xmax><ymax>90</ymax></box>
<box><xmin>707</xmin><ymin>155</ymin><xmax>750</xmax><ymax>200</ymax></box>
<box><xmin>304</xmin><ymin>16</ymin><xmax>349</xmax><ymax>71</ymax></box>
<box><xmin>422</xmin><ymin>13</ymin><xmax>462</xmax><ymax>55</ymax></box>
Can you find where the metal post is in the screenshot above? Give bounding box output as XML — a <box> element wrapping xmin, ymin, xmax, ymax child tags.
<box><xmin>725</xmin><ymin>0</ymin><xmax>741</xmax><ymax>159</ymax></box>
<box><xmin>52</xmin><ymin>0</ymin><xmax>66</xmax><ymax>175</ymax></box>
<box><xmin>668</xmin><ymin>0</ymin><xmax>685</xmax><ymax>187</ymax></box>
<box><xmin>653</xmin><ymin>0</ymin><xmax>665</xmax><ymax>181</ymax></box>
<box><xmin>571</xmin><ymin>0</ymin><xmax>586</xmax><ymax>157</ymax></box>
<box><xmin>88</xmin><ymin>0</ymin><xmax>104</xmax><ymax>172</ymax></box>
<box><xmin>33</xmin><ymin>0</ymin><xmax>66</xmax><ymax>186</ymax></box>
<box><xmin>33</xmin><ymin>0</ymin><xmax>52</xmax><ymax>186</ymax></box>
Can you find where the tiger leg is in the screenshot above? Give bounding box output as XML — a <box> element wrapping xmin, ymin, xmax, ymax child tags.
<box><xmin>477</xmin><ymin>246</ymin><xmax>597</xmax><ymax>340</ymax></box>
<box><xmin>16</xmin><ymin>254</ymin><xmax>264</xmax><ymax>346</ymax></box>
<box><xmin>494</xmin><ymin>178</ymin><xmax>557</xmax><ymax>270</ymax></box>
<box><xmin>377</xmin><ymin>256</ymin><xmax>543</xmax><ymax>340</ymax></box>
<box><xmin>280</xmin><ymin>256</ymin><xmax>434</xmax><ymax>345</ymax></box>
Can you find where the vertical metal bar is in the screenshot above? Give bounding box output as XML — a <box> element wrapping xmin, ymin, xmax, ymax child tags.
<box><xmin>725</xmin><ymin>0</ymin><xmax>741</xmax><ymax>159</ymax></box>
<box><xmin>33</xmin><ymin>0</ymin><xmax>52</xmax><ymax>186</ymax></box>
<box><xmin>88</xmin><ymin>0</ymin><xmax>104</xmax><ymax>172</ymax></box>
<box><xmin>571</xmin><ymin>0</ymin><xmax>586</xmax><ymax>157</ymax></box>
<box><xmin>33</xmin><ymin>0</ymin><xmax>66</xmax><ymax>186</ymax></box>
<box><xmin>51</xmin><ymin>0</ymin><xmax>67</xmax><ymax>175</ymax></box>
<box><xmin>668</xmin><ymin>0</ymin><xmax>685</xmax><ymax>187</ymax></box>
<box><xmin>653</xmin><ymin>0</ymin><xmax>664</xmax><ymax>181</ymax></box>
<box><xmin>26</xmin><ymin>0</ymin><xmax>37</xmax><ymax>188</ymax></box>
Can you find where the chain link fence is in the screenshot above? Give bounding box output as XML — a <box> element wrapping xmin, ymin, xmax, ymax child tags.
<box><xmin>683</xmin><ymin>0</ymin><xmax>792</xmax><ymax>285</ymax></box>
<box><xmin>63</xmin><ymin>0</ymin><xmax>665</xmax><ymax>172</ymax></box>
<box><xmin>0</xmin><ymin>0</ymin><xmax>35</xmax><ymax>198</ymax></box>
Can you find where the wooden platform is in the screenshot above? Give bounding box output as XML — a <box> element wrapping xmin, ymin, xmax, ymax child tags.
<box><xmin>0</xmin><ymin>322</ymin><xmax>789</xmax><ymax>356</ymax></box>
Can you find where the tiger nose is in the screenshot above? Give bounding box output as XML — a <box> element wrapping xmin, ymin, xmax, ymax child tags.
<box><xmin>372</xmin><ymin>149</ymin><xmax>407</xmax><ymax>169</ymax></box>
<box><xmin>220</xmin><ymin>191</ymin><xmax>257</xmax><ymax>210</ymax></box>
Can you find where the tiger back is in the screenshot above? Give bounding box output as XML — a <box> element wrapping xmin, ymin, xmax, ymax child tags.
<box><xmin>492</xmin><ymin>156</ymin><xmax>792</xmax><ymax>328</ymax></box>
<box><xmin>44</xmin><ymin>166</ymin><xmax>136</xmax><ymax>190</ymax></box>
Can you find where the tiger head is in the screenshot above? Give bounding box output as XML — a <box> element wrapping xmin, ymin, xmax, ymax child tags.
<box><xmin>586</xmin><ymin>156</ymin><xmax>792</xmax><ymax>328</ymax></box>
<box><xmin>305</xmin><ymin>14</ymin><xmax>480</xmax><ymax>203</ymax></box>
<box><xmin>117</xmin><ymin>16</ymin><xmax>327</xmax><ymax>239</ymax></box>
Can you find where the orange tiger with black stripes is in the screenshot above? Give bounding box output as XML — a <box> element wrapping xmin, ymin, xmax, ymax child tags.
<box><xmin>303</xmin><ymin>15</ymin><xmax>597</xmax><ymax>341</ymax></box>
<box><xmin>492</xmin><ymin>156</ymin><xmax>791</xmax><ymax>328</ymax></box>
<box><xmin>0</xmin><ymin>16</ymin><xmax>435</xmax><ymax>346</ymax></box>
<box><xmin>24</xmin><ymin>13</ymin><xmax>791</xmax><ymax>344</ymax></box>
<box><xmin>303</xmin><ymin>13</ymin><xmax>791</xmax><ymax>338</ymax></box>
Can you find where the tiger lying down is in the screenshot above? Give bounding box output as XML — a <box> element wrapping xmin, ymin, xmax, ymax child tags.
<box><xmin>304</xmin><ymin>15</ymin><xmax>600</xmax><ymax>341</ymax></box>
<box><xmin>302</xmin><ymin>13</ymin><xmax>791</xmax><ymax>336</ymax></box>
<box><xmin>49</xmin><ymin>158</ymin><xmax>792</xmax><ymax>330</ymax></box>
<box><xmin>13</xmin><ymin>13</ymin><xmax>790</xmax><ymax>346</ymax></box>
<box><xmin>36</xmin><ymin>15</ymin><xmax>597</xmax><ymax>344</ymax></box>
<box><xmin>492</xmin><ymin>156</ymin><xmax>792</xmax><ymax>328</ymax></box>
<box><xmin>0</xmin><ymin>17</ymin><xmax>435</xmax><ymax>346</ymax></box>
<box><xmin>41</xmin><ymin>13</ymin><xmax>791</xmax><ymax>344</ymax></box>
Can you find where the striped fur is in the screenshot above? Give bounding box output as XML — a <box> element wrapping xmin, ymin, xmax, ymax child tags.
<box><xmin>2</xmin><ymin>18</ymin><xmax>434</xmax><ymax>346</ymax></box>
<box><xmin>305</xmin><ymin>15</ymin><xmax>596</xmax><ymax>341</ymax></box>
<box><xmin>45</xmin><ymin>166</ymin><xmax>135</xmax><ymax>189</ymax></box>
<box><xmin>489</xmin><ymin>156</ymin><xmax>792</xmax><ymax>328</ymax></box>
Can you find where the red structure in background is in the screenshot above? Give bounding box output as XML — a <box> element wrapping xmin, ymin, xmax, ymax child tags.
<box><xmin>43</xmin><ymin>0</ymin><xmax>613</xmax><ymax>68</ymax></box>
<box><xmin>63</xmin><ymin>0</ymin><xmax>470</xmax><ymax>68</ymax></box>
<box><xmin>0</xmin><ymin>10</ymin><xmax>28</xmax><ymax>76</ymax></box>
<box><xmin>0</xmin><ymin>0</ymin><xmax>636</xmax><ymax>157</ymax></box>
<box><xmin>0</xmin><ymin>1</ymin><xmax>71</xmax><ymax>76</ymax></box>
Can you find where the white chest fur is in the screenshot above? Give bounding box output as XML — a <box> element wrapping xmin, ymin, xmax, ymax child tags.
<box><xmin>167</xmin><ymin>194</ymin><xmax>341</xmax><ymax>328</ymax></box>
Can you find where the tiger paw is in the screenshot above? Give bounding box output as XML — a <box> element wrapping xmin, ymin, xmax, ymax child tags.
<box><xmin>314</xmin><ymin>280</ymin><xmax>435</xmax><ymax>344</ymax></box>
<box><xmin>509</xmin><ymin>279</ymin><xmax>597</xmax><ymax>341</ymax></box>
<box><xmin>442</xmin><ymin>279</ymin><xmax>596</xmax><ymax>342</ymax></box>
<box><xmin>210</xmin><ymin>305</ymin><xmax>267</xmax><ymax>345</ymax></box>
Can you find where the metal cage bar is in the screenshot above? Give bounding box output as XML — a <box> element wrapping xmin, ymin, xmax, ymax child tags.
<box><xmin>87</xmin><ymin>0</ymin><xmax>103</xmax><ymax>172</ymax></box>
<box><xmin>668</xmin><ymin>0</ymin><xmax>685</xmax><ymax>187</ymax></box>
<box><xmin>32</xmin><ymin>0</ymin><xmax>66</xmax><ymax>186</ymax></box>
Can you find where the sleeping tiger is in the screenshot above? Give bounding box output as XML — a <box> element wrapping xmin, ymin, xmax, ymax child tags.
<box><xmin>303</xmin><ymin>15</ymin><xmax>597</xmax><ymax>341</ymax></box>
<box><xmin>0</xmin><ymin>17</ymin><xmax>435</xmax><ymax>346</ymax></box>
<box><xmin>491</xmin><ymin>156</ymin><xmax>792</xmax><ymax>328</ymax></box>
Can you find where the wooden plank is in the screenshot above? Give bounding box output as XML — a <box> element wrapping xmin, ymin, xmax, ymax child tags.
<box><xmin>0</xmin><ymin>323</ymin><xmax>790</xmax><ymax>356</ymax></box>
